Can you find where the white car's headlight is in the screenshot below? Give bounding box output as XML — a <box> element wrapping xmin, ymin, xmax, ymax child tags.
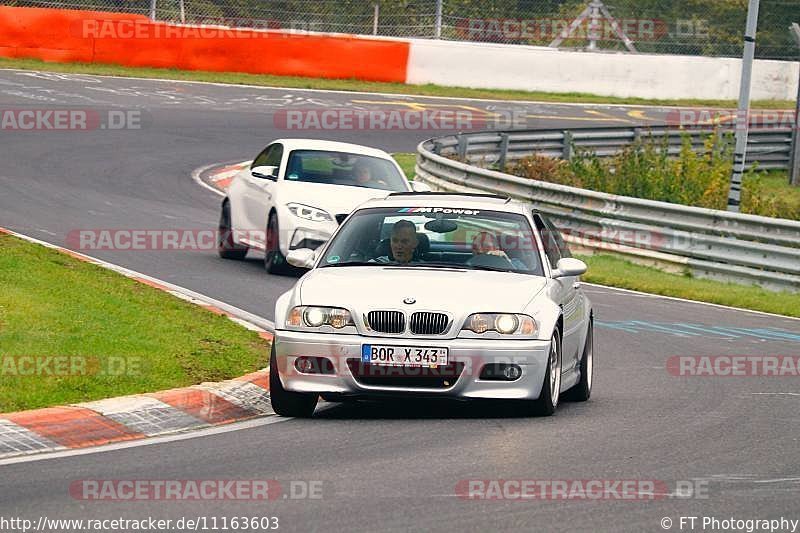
<box><xmin>287</xmin><ymin>306</ymin><xmax>354</xmax><ymax>330</ymax></box>
<box><xmin>287</xmin><ymin>203</ymin><xmax>333</xmax><ymax>222</ymax></box>
<box><xmin>462</xmin><ymin>313</ymin><xmax>537</xmax><ymax>336</ymax></box>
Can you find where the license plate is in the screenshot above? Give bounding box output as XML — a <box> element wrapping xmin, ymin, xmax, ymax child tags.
<box><xmin>361</xmin><ymin>344</ymin><xmax>449</xmax><ymax>367</ymax></box>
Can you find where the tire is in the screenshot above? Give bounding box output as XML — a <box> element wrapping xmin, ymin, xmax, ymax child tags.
<box><xmin>265</xmin><ymin>211</ymin><xmax>290</xmax><ymax>274</ymax></box>
<box><xmin>217</xmin><ymin>200</ymin><xmax>248</xmax><ymax>260</ymax></box>
<box><xmin>269</xmin><ymin>343</ymin><xmax>318</xmax><ymax>418</ymax></box>
<box><xmin>565</xmin><ymin>318</ymin><xmax>593</xmax><ymax>402</ymax></box>
<box><xmin>524</xmin><ymin>329</ymin><xmax>562</xmax><ymax>417</ymax></box>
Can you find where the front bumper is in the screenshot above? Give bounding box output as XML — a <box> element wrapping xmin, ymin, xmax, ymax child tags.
<box><xmin>278</xmin><ymin>210</ymin><xmax>337</xmax><ymax>257</ymax></box>
<box><xmin>274</xmin><ymin>330</ymin><xmax>552</xmax><ymax>400</ymax></box>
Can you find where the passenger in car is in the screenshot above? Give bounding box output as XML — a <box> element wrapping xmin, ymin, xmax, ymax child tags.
<box><xmin>468</xmin><ymin>231</ymin><xmax>527</xmax><ymax>270</ymax></box>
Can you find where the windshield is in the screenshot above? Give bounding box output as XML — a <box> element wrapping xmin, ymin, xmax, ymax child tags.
<box><xmin>319</xmin><ymin>206</ymin><xmax>545</xmax><ymax>276</ymax></box>
<box><xmin>284</xmin><ymin>150</ymin><xmax>408</xmax><ymax>191</ymax></box>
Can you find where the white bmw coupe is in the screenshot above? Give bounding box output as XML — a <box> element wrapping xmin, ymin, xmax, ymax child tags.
<box><xmin>270</xmin><ymin>192</ymin><xmax>594</xmax><ymax>417</ymax></box>
<box><xmin>218</xmin><ymin>139</ymin><xmax>428</xmax><ymax>273</ymax></box>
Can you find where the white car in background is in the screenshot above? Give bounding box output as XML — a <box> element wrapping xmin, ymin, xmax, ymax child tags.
<box><xmin>218</xmin><ymin>139</ymin><xmax>428</xmax><ymax>273</ymax></box>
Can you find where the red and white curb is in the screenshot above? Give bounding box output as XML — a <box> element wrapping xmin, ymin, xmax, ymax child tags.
<box><xmin>0</xmin><ymin>226</ymin><xmax>275</xmax><ymax>460</ymax></box>
<box><xmin>192</xmin><ymin>160</ymin><xmax>250</xmax><ymax>197</ymax></box>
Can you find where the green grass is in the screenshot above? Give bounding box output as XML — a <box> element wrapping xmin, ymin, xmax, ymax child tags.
<box><xmin>577</xmin><ymin>253</ymin><xmax>800</xmax><ymax>318</ymax></box>
<box><xmin>392</xmin><ymin>153</ymin><xmax>417</xmax><ymax>180</ymax></box>
<box><xmin>0</xmin><ymin>57</ymin><xmax>793</xmax><ymax>109</ymax></box>
<box><xmin>0</xmin><ymin>234</ymin><xmax>270</xmax><ymax>413</ymax></box>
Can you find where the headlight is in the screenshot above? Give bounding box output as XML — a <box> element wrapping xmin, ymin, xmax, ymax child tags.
<box><xmin>287</xmin><ymin>306</ymin><xmax>354</xmax><ymax>330</ymax></box>
<box><xmin>462</xmin><ymin>313</ymin><xmax>537</xmax><ymax>336</ymax></box>
<box><xmin>287</xmin><ymin>203</ymin><xmax>333</xmax><ymax>222</ymax></box>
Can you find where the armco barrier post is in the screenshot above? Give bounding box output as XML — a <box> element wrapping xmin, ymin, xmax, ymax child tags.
<box><xmin>562</xmin><ymin>131</ymin><xmax>574</xmax><ymax>161</ymax></box>
<box><xmin>457</xmin><ymin>136</ymin><xmax>468</xmax><ymax>159</ymax></box>
<box><xmin>790</xmin><ymin>23</ymin><xmax>800</xmax><ymax>186</ymax></box>
<box><xmin>498</xmin><ymin>133</ymin><xmax>509</xmax><ymax>170</ymax></box>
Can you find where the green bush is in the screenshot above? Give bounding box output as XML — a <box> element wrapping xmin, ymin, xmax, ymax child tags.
<box><xmin>505</xmin><ymin>131</ymin><xmax>799</xmax><ymax>221</ymax></box>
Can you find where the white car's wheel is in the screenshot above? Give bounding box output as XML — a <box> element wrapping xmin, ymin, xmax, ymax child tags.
<box><xmin>265</xmin><ymin>211</ymin><xmax>290</xmax><ymax>274</ymax></box>
<box><xmin>566</xmin><ymin>318</ymin><xmax>593</xmax><ymax>402</ymax></box>
<box><xmin>217</xmin><ymin>200</ymin><xmax>248</xmax><ymax>260</ymax></box>
<box><xmin>269</xmin><ymin>344</ymin><xmax>318</xmax><ymax>418</ymax></box>
<box><xmin>524</xmin><ymin>329</ymin><xmax>562</xmax><ymax>416</ymax></box>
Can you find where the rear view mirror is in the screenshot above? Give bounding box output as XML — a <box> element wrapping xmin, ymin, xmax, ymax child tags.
<box><xmin>552</xmin><ymin>258</ymin><xmax>587</xmax><ymax>278</ymax></box>
<box><xmin>286</xmin><ymin>248</ymin><xmax>316</xmax><ymax>269</ymax></box>
<box><xmin>411</xmin><ymin>181</ymin><xmax>432</xmax><ymax>192</ymax></box>
<box><xmin>424</xmin><ymin>219</ymin><xmax>458</xmax><ymax>233</ymax></box>
<box><xmin>251</xmin><ymin>165</ymin><xmax>278</xmax><ymax>180</ymax></box>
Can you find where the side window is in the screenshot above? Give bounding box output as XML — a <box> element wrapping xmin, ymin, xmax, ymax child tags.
<box><xmin>265</xmin><ymin>144</ymin><xmax>283</xmax><ymax>168</ymax></box>
<box><xmin>252</xmin><ymin>146</ymin><xmax>271</xmax><ymax>168</ymax></box>
<box><xmin>251</xmin><ymin>144</ymin><xmax>283</xmax><ymax>171</ymax></box>
<box><xmin>542</xmin><ymin>216</ymin><xmax>572</xmax><ymax>259</ymax></box>
<box><xmin>533</xmin><ymin>214</ymin><xmax>561</xmax><ymax>270</ymax></box>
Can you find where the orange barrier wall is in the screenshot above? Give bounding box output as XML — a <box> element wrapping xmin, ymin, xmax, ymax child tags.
<box><xmin>0</xmin><ymin>7</ymin><xmax>410</xmax><ymax>82</ymax></box>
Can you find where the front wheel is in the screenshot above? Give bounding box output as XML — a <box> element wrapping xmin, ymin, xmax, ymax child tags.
<box><xmin>265</xmin><ymin>212</ymin><xmax>290</xmax><ymax>274</ymax></box>
<box><xmin>523</xmin><ymin>329</ymin><xmax>562</xmax><ymax>417</ymax></box>
<box><xmin>217</xmin><ymin>201</ymin><xmax>248</xmax><ymax>260</ymax></box>
<box><xmin>566</xmin><ymin>318</ymin><xmax>593</xmax><ymax>402</ymax></box>
<box><xmin>269</xmin><ymin>344</ymin><xmax>318</xmax><ymax>418</ymax></box>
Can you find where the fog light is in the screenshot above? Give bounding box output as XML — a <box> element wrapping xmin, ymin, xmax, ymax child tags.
<box><xmin>295</xmin><ymin>357</ymin><xmax>315</xmax><ymax>373</ymax></box>
<box><xmin>294</xmin><ymin>356</ymin><xmax>335</xmax><ymax>375</ymax></box>
<box><xmin>503</xmin><ymin>365</ymin><xmax>522</xmax><ymax>380</ymax></box>
<box><xmin>479</xmin><ymin>363</ymin><xmax>522</xmax><ymax>381</ymax></box>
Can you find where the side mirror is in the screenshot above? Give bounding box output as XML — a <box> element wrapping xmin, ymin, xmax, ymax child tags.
<box><xmin>286</xmin><ymin>248</ymin><xmax>316</xmax><ymax>269</ymax></box>
<box><xmin>411</xmin><ymin>181</ymin><xmax>432</xmax><ymax>192</ymax></box>
<box><xmin>251</xmin><ymin>165</ymin><xmax>278</xmax><ymax>180</ymax></box>
<box><xmin>551</xmin><ymin>257</ymin><xmax>587</xmax><ymax>278</ymax></box>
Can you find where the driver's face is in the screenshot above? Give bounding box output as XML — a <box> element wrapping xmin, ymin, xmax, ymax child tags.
<box><xmin>356</xmin><ymin>167</ymin><xmax>371</xmax><ymax>183</ymax></box>
<box><xmin>390</xmin><ymin>227</ymin><xmax>418</xmax><ymax>263</ymax></box>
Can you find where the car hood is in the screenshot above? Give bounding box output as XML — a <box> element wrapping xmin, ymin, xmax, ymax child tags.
<box><xmin>298</xmin><ymin>266</ymin><xmax>547</xmax><ymax>313</ymax></box>
<box><xmin>278</xmin><ymin>180</ymin><xmax>399</xmax><ymax>217</ymax></box>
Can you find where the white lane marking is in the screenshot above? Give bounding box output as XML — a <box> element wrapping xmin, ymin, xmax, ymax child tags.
<box><xmin>0</xmin><ymin>415</ymin><xmax>290</xmax><ymax>466</ymax></box>
<box><xmin>583</xmin><ymin>283</ymin><xmax>800</xmax><ymax>322</ymax></box>
<box><xmin>0</xmin><ymin>68</ymin><xmax>740</xmax><ymax>111</ymax></box>
<box><xmin>751</xmin><ymin>393</ymin><xmax>800</xmax><ymax>397</ymax></box>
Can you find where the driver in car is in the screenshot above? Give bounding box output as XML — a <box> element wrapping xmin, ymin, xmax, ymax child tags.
<box><xmin>353</xmin><ymin>161</ymin><xmax>386</xmax><ymax>188</ymax></box>
<box><xmin>373</xmin><ymin>220</ymin><xmax>419</xmax><ymax>264</ymax></box>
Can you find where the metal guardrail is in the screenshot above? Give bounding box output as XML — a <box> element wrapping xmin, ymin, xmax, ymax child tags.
<box><xmin>430</xmin><ymin>126</ymin><xmax>794</xmax><ymax>171</ymax></box>
<box><xmin>415</xmin><ymin>126</ymin><xmax>800</xmax><ymax>292</ymax></box>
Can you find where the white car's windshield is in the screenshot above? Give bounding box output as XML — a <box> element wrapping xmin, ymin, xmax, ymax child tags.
<box><xmin>319</xmin><ymin>206</ymin><xmax>545</xmax><ymax>276</ymax></box>
<box><xmin>284</xmin><ymin>150</ymin><xmax>407</xmax><ymax>191</ymax></box>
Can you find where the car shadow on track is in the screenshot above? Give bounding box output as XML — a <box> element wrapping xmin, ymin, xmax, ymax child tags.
<box><xmin>313</xmin><ymin>397</ymin><xmax>584</xmax><ymax>420</ymax></box>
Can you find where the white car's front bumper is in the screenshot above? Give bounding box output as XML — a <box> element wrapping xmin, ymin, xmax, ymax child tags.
<box><xmin>274</xmin><ymin>330</ymin><xmax>552</xmax><ymax>400</ymax></box>
<box><xmin>278</xmin><ymin>209</ymin><xmax>338</xmax><ymax>257</ymax></box>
